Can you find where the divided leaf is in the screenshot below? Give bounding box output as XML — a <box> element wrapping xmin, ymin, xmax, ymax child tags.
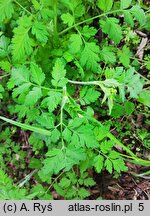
<box><xmin>100</xmin><ymin>18</ymin><xmax>123</xmax><ymax>44</ymax></box>
<box><xmin>93</xmin><ymin>155</ymin><xmax>104</xmax><ymax>173</ymax></box>
<box><xmin>81</xmin><ymin>88</ymin><xmax>100</xmax><ymax>104</ymax></box>
<box><xmin>118</xmin><ymin>45</ymin><xmax>131</xmax><ymax>68</ymax></box>
<box><xmin>69</xmin><ymin>34</ymin><xmax>83</xmax><ymax>54</ymax></box>
<box><xmin>12</xmin><ymin>16</ymin><xmax>33</xmax><ymax>61</ymax></box>
<box><xmin>43</xmin><ymin>149</ymin><xmax>65</xmax><ymax>175</ymax></box>
<box><xmin>112</xmin><ymin>159</ymin><xmax>128</xmax><ymax>173</ymax></box>
<box><xmin>70</xmin><ymin>124</ymin><xmax>99</xmax><ymax>148</ymax></box>
<box><xmin>41</xmin><ymin>91</ymin><xmax>62</xmax><ymax>112</ymax></box>
<box><xmin>43</xmin><ymin>146</ymin><xmax>86</xmax><ymax>175</ymax></box>
<box><xmin>11</xmin><ymin>66</ymin><xmax>30</xmax><ymax>85</ymax></box>
<box><xmin>123</xmin><ymin>10</ymin><xmax>134</xmax><ymax>27</ymax></box>
<box><xmin>81</xmin><ymin>26</ymin><xmax>97</xmax><ymax>39</ymax></box>
<box><xmin>130</xmin><ymin>5</ymin><xmax>146</xmax><ymax>26</ymax></box>
<box><xmin>97</xmin><ymin>0</ymin><xmax>113</xmax><ymax>12</ymax></box>
<box><xmin>61</xmin><ymin>13</ymin><xmax>74</xmax><ymax>27</ymax></box>
<box><xmin>124</xmin><ymin>68</ymin><xmax>144</xmax><ymax>98</ymax></box>
<box><xmin>30</xmin><ymin>62</ymin><xmax>45</xmax><ymax>85</ymax></box>
<box><xmin>25</xmin><ymin>87</ymin><xmax>42</xmax><ymax>105</ymax></box>
<box><xmin>80</xmin><ymin>42</ymin><xmax>100</xmax><ymax>72</ymax></box>
<box><xmin>51</xmin><ymin>58</ymin><xmax>68</xmax><ymax>87</ymax></box>
<box><xmin>12</xmin><ymin>83</ymin><xmax>31</xmax><ymax>98</ymax></box>
<box><xmin>36</xmin><ymin>113</ymin><xmax>54</xmax><ymax>129</ymax></box>
<box><xmin>100</xmin><ymin>46</ymin><xmax>116</xmax><ymax>64</ymax></box>
<box><xmin>120</xmin><ymin>0</ymin><xmax>132</xmax><ymax>9</ymax></box>
<box><xmin>32</xmin><ymin>21</ymin><xmax>49</xmax><ymax>43</ymax></box>
<box><xmin>0</xmin><ymin>0</ymin><xmax>14</xmax><ymax>22</ymax></box>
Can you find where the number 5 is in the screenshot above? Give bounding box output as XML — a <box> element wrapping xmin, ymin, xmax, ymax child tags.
<box><xmin>138</xmin><ymin>203</ymin><xmax>144</xmax><ymax>211</ymax></box>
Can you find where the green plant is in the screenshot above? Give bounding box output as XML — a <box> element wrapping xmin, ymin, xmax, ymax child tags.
<box><xmin>0</xmin><ymin>0</ymin><xmax>150</xmax><ymax>199</ymax></box>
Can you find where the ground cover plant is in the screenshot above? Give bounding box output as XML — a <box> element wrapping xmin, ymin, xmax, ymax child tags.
<box><xmin>0</xmin><ymin>0</ymin><xmax>150</xmax><ymax>200</ymax></box>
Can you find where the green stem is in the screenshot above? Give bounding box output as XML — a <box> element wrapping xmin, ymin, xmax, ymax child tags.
<box><xmin>45</xmin><ymin>171</ymin><xmax>64</xmax><ymax>193</ymax></box>
<box><xmin>68</xmin><ymin>79</ymin><xmax>98</xmax><ymax>85</ymax></box>
<box><xmin>53</xmin><ymin>0</ymin><xmax>59</xmax><ymax>44</ymax></box>
<box><xmin>88</xmin><ymin>115</ymin><xmax>150</xmax><ymax>165</ymax></box>
<box><xmin>68</xmin><ymin>96</ymin><xmax>150</xmax><ymax>166</ymax></box>
<box><xmin>13</xmin><ymin>0</ymin><xmax>32</xmax><ymax>15</ymax></box>
<box><xmin>31</xmin><ymin>83</ymin><xmax>62</xmax><ymax>92</ymax></box>
<box><xmin>59</xmin><ymin>9</ymin><xmax>123</xmax><ymax>35</ymax></box>
<box><xmin>60</xmin><ymin>87</ymin><xmax>68</xmax><ymax>149</ymax></box>
<box><xmin>0</xmin><ymin>74</ymin><xmax>10</xmax><ymax>80</ymax></box>
<box><xmin>134</xmin><ymin>70</ymin><xmax>150</xmax><ymax>84</ymax></box>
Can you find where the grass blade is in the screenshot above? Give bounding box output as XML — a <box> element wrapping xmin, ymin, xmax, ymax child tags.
<box><xmin>0</xmin><ymin>116</ymin><xmax>51</xmax><ymax>136</ymax></box>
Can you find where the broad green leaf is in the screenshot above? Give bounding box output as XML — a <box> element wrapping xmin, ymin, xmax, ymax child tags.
<box><xmin>51</xmin><ymin>58</ymin><xmax>68</xmax><ymax>87</ymax></box>
<box><xmin>65</xmin><ymin>0</ymin><xmax>85</xmax><ymax>18</ymax></box>
<box><xmin>11</xmin><ymin>66</ymin><xmax>30</xmax><ymax>85</ymax></box>
<box><xmin>25</xmin><ymin>87</ymin><xmax>42</xmax><ymax>105</ymax></box>
<box><xmin>0</xmin><ymin>60</ymin><xmax>11</xmax><ymax>71</ymax></box>
<box><xmin>29</xmin><ymin>133</ymin><xmax>44</xmax><ymax>151</ymax></box>
<box><xmin>93</xmin><ymin>155</ymin><xmax>104</xmax><ymax>173</ymax></box>
<box><xmin>69</xmin><ymin>117</ymin><xmax>84</xmax><ymax>129</ymax></box>
<box><xmin>12</xmin><ymin>83</ymin><xmax>31</xmax><ymax>98</ymax></box>
<box><xmin>78</xmin><ymin>188</ymin><xmax>90</xmax><ymax>199</ymax></box>
<box><xmin>82</xmin><ymin>88</ymin><xmax>100</xmax><ymax>104</ymax></box>
<box><xmin>44</xmin><ymin>146</ymin><xmax>85</xmax><ymax>175</ymax></box>
<box><xmin>83</xmin><ymin>178</ymin><xmax>96</xmax><ymax>187</ymax></box>
<box><xmin>100</xmin><ymin>46</ymin><xmax>116</xmax><ymax>64</ymax></box>
<box><xmin>108</xmin><ymin>151</ymin><xmax>120</xmax><ymax>159</ymax></box>
<box><xmin>29</xmin><ymin>158</ymin><xmax>42</xmax><ymax>169</ymax></box>
<box><xmin>69</xmin><ymin>34</ymin><xmax>83</xmax><ymax>54</ymax></box>
<box><xmin>65</xmin><ymin>145</ymin><xmax>86</xmax><ymax>169</ymax></box>
<box><xmin>30</xmin><ymin>62</ymin><xmax>45</xmax><ymax>85</ymax></box>
<box><xmin>0</xmin><ymin>116</ymin><xmax>51</xmax><ymax>136</ymax></box>
<box><xmin>124</xmin><ymin>101</ymin><xmax>135</xmax><ymax>115</ymax></box>
<box><xmin>123</xmin><ymin>10</ymin><xmax>134</xmax><ymax>27</ymax></box>
<box><xmin>112</xmin><ymin>159</ymin><xmax>128</xmax><ymax>173</ymax></box>
<box><xmin>70</xmin><ymin>124</ymin><xmax>99</xmax><ymax>148</ymax></box>
<box><xmin>43</xmin><ymin>149</ymin><xmax>65</xmax><ymax>174</ymax></box>
<box><xmin>32</xmin><ymin>21</ymin><xmax>49</xmax><ymax>43</ymax></box>
<box><xmin>120</xmin><ymin>0</ymin><xmax>132</xmax><ymax>9</ymax></box>
<box><xmin>97</xmin><ymin>0</ymin><xmax>113</xmax><ymax>12</ymax></box>
<box><xmin>137</xmin><ymin>91</ymin><xmax>150</xmax><ymax>107</ymax></box>
<box><xmin>12</xmin><ymin>16</ymin><xmax>33</xmax><ymax>61</ymax></box>
<box><xmin>130</xmin><ymin>5</ymin><xmax>146</xmax><ymax>26</ymax></box>
<box><xmin>63</xmin><ymin>127</ymin><xmax>72</xmax><ymax>142</ymax></box>
<box><xmin>100</xmin><ymin>18</ymin><xmax>123</xmax><ymax>44</ymax></box>
<box><xmin>104</xmin><ymin>159</ymin><xmax>113</xmax><ymax>173</ymax></box>
<box><xmin>61</xmin><ymin>13</ymin><xmax>74</xmax><ymax>27</ymax></box>
<box><xmin>32</xmin><ymin>0</ymin><xmax>41</xmax><ymax>10</ymax></box>
<box><xmin>41</xmin><ymin>91</ymin><xmax>62</xmax><ymax>112</ymax></box>
<box><xmin>80</xmin><ymin>42</ymin><xmax>100</xmax><ymax>72</ymax></box>
<box><xmin>0</xmin><ymin>0</ymin><xmax>14</xmax><ymax>21</ymax></box>
<box><xmin>51</xmin><ymin>128</ymin><xmax>61</xmax><ymax>143</ymax></box>
<box><xmin>0</xmin><ymin>36</ymin><xmax>10</xmax><ymax>58</ymax></box>
<box><xmin>36</xmin><ymin>113</ymin><xmax>54</xmax><ymax>129</ymax></box>
<box><xmin>118</xmin><ymin>45</ymin><xmax>132</xmax><ymax>68</ymax></box>
<box><xmin>94</xmin><ymin>126</ymin><xmax>110</xmax><ymax>141</ymax></box>
<box><xmin>111</xmin><ymin>103</ymin><xmax>124</xmax><ymax>118</ymax></box>
<box><xmin>125</xmin><ymin>68</ymin><xmax>144</xmax><ymax>98</ymax></box>
<box><xmin>81</xmin><ymin>26</ymin><xmax>97</xmax><ymax>39</ymax></box>
<box><xmin>59</xmin><ymin>177</ymin><xmax>71</xmax><ymax>188</ymax></box>
<box><xmin>100</xmin><ymin>140</ymin><xmax>114</xmax><ymax>154</ymax></box>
